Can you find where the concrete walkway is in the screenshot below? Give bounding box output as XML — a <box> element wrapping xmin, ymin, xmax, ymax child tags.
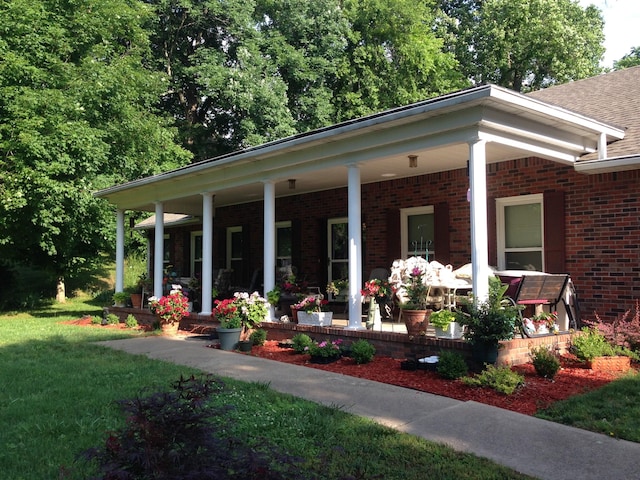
<box><xmin>98</xmin><ymin>335</ymin><xmax>640</xmax><ymax>480</ymax></box>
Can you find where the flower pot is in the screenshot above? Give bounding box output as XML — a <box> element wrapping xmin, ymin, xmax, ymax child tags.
<box><xmin>471</xmin><ymin>341</ymin><xmax>499</xmax><ymax>364</ymax></box>
<box><xmin>588</xmin><ymin>355</ymin><xmax>631</xmax><ymax>372</ymax></box>
<box><xmin>160</xmin><ymin>322</ymin><xmax>179</xmax><ymax>336</ymax></box>
<box><xmin>402</xmin><ymin>309</ymin><xmax>431</xmax><ymax>336</ymax></box>
<box><xmin>217</xmin><ymin>327</ymin><xmax>242</xmax><ymax>351</ymax></box>
<box><xmin>435</xmin><ymin>321</ymin><xmax>463</xmax><ymax>339</ymax></box>
<box><xmin>130</xmin><ymin>293</ymin><xmax>143</xmax><ymax>309</ymax></box>
<box><xmin>366</xmin><ymin>298</ymin><xmax>381</xmax><ymax>330</ymax></box>
<box><xmin>297</xmin><ymin>311</ymin><xmax>333</xmax><ymax>326</ymax></box>
<box><xmin>309</xmin><ymin>355</ymin><xmax>340</xmax><ymax>364</ymax></box>
<box><xmin>237</xmin><ymin>339</ymin><xmax>253</xmax><ymax>353</ymax></box>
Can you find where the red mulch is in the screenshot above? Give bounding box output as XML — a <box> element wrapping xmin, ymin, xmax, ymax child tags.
<box><xmin>64</xmin><ymin>317</ymin><xmax>632</xmax><ymax>416</ymax></box>
<box><xmin>248</xmin><ymin>340</ymin><xmax>632</xmax><ymax>416</ymax></box>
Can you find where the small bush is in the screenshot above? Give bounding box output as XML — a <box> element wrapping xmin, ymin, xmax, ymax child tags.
<box><xmin>462</xmin><ymin>364</ymin><xmax>524</xmax><ymax>395</ymax></box>
<box><xmin>530</xmin><ymin>344</ymin><xmax>561</xmax><ymax>379</ymax></box>
<box><xmin>250</xmin><ymin>328</ymin><xmax>267</xmax><ymax>346</ymax></box>
<box><xmin>436</xmin><ymin>350</ymin><xmax>468</xmax><ymax>379</ymax></box>
<box><xmin>106</xmin><ymin>313</ymin><xmax>120</xmax><ymax>325</ymax></box>
<box><xmin>350</xmin><ymin>339</ymin><xmax>376</xmax><ymax>364</ymax></box>
<box><xmin>291</xmin><ymin>333</ymin><xmax>313</xmax><ymax>354</ymax></box>
<box><xmin>91</xmin><ymin>315</ymin><xmax>102</xmax><ymax>325</ymax></box>
<box><xmin>81</xmin><ymin>375</ymin><xmax>304</xmax><ymax>479</ymax></box>
<box><xmin>125</xmin><ymin>314</ymin><xmax>138</xmax><ymax>329</ymax></box>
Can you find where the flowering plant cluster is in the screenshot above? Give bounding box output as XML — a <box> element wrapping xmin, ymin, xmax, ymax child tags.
<box><xmin>326</xmin><ymin>278</ymin><xmax>348</xmax><ymax>296</ymax></box>
<box><xmin>267</xmin><ymin>274</ymin><xmax>308</xmax><ymax>305</ymax></box>
<box><xmin>361</xmin><ymin>279</ymin><xmax>394</xmax><ymax>300</ymax></box>
<box><xmin>148</xmin><ymin>285</ymin><xmax>190</xmax><ymax>325</ymax></box>
<box><xmin>213</xmin><ymin>291</ymin><xmax>269</xmax><ymax>333</ymax></box>
<box><xmin>402</xmin><ymin>266</ymin><xmax>430</xmax><ymax>309</ymax></box>
<box><xmin>531</xmin><ymin>311</ymin><xmax>558</xmax><ymax>329</ymax></box>
<box><xmin>305</xmin><ymin>338</ymin><xmax>343</xmax><ymax>358</ymax></box>
<box><xmin>293</xmin><ymin>295</ymin><xmax>328</xmax><ymax>313</ymax></box>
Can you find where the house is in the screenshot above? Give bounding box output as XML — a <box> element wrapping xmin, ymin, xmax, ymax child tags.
<box><xmin>96</xmin><ymin>66</ymin><xmax>640</xmax><ymax>325</ymax></box>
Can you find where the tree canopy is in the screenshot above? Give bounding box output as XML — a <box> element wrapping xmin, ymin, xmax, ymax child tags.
<box><xmin>440</xmin><ymin>0</ymin><xmax>605</xmax><ymax>92</ymax></box>
<box><xmin>614</xmin><ymin>47</ymin><xmax>640</xmax><ymax>70</ymax></box>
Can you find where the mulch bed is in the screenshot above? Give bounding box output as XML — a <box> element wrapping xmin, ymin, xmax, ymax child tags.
<box><xmin>248</xmin><ymin>340</ymin><xmax>632</xmax><ymax>416</ymax></box>
<box><xmin>64</xmin><ymin>317</ymin><xmax>633</xmax><ymax>416</ymax></box>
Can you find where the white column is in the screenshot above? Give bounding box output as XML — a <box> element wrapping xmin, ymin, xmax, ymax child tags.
<box><xmin>115</xmin><ymin>209</ymin><xmax>125</xmax><ymax>293</ymax></box>
<box><xmin>263</xmin><ymin>181</ymin><xmax>277</xmax><ymax>319</ymax></box>
<box><xmin>153</xmin><ymin>202</ymin><xmax>164</xmax><ymax>298</ymax></box>
<box><xmin>346</xmin><ymin>164</ymin><xmax>364</xmax><ymax>329</ymax></box>
<box><xmin>200</xmin><ymin>192</ymin><xmax>214</xmax><ymax>315</ymax></box>
<box><xmin>469</xmin><ymin>139</ymin><xmax>490</xmax><ymax>303</ymax></box>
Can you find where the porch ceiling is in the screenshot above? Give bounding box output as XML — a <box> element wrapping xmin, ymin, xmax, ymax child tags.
<box><xmin>95</xmin><ymin>84</ymin><xmax>624</xmax><ymax>216</ymax></box>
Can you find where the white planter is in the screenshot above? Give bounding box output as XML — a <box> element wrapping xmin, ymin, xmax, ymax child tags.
<box><xmin>434</xmin><ymin>321</ymin><xmax>463</xmax><ymax>339</ymax></box>
<box><xmin>297</xmin><ymin>311</ymin><xmax>333</xmax><ymax>327</ymax></box>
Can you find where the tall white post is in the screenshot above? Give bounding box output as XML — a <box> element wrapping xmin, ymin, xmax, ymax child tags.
<box><xmin>346</xmin><ymin>164</ymin><xmax>364</xmax><ymax>329</ymax></box>
<box><xmin>153</xmin><ymin>202</ymin><xmax>164</xmax><ymax>298</ymax></box>
<box><xmin>263</xmin><ymin>181</ymin><xmax>277</xmax><ymax>319</ymax></box>
<box><xmin>200</xmin><ymin>192</ymin><xmax>214</xmax><ymax>315</ymax></box>
<box><xmin>469</xmin><ymin>139</ymin><xmax>490</xmax><ymax>303</ymax></box>
<box><xmin>115</xmin><ymin>209</ymin><xmax>125</xmax><ymax>293</ymax></box>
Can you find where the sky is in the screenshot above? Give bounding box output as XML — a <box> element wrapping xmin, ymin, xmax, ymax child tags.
<box><xmin>579</xmin><ymin>0</ymin><xmax>640</xmax><ymax>68</ymax></box>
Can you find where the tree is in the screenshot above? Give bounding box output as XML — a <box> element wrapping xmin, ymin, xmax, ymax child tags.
<box><xmin>0</xmin><ymin>0</ymin><xmax>191</xmax><ymax>302</ymax></box>
<box><xmin>440</xmin><ymin>0</ymin><xmax>605</xmax><ymax>92</ymax></box>
<box><xmin>614</xmin><ymin>47</ymin><xmax>640</xmax><ymax>70</ymax></box>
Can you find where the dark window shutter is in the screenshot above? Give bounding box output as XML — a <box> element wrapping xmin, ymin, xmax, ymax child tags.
<box><xmin>291</xmin><ymin>219</ymin><xmax>302</xmax><ymax>273</ymax></box>
<box><xmin>544</xmin><ymin>190</ymin><xmax>566</xmax><ymax>273</ymax></box>
<box><xmin>242</xmin><ymin>224</ymin><xmax>251</xmax><ymax>284</ymax></box>
<box><xmin>216</xmin><ymin>228</ymin><xmax>226</xmax><ymax>270</ymax></box>
<box><xmin>386</xmin><ymin>209</ymin><xmax>401</xmax><ymax>264</ymax></box>
<box><xmin>487</xmin><ymin>196</ymin><xmax>497</xmax><ymax>267</ymax></box>
<box><xmin>434</xmin><ymin>202</ymin><xmax>450</xmax><ymax>264</ymax></box>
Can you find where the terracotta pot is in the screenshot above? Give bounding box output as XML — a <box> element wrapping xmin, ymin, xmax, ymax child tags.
<box><xmin>402</xmin><ymin>309</ymin><xmax>431</xmax><ymax>336</ymax></box>
<box><xmin>130</xmin><ymin>293</ymin><xmax>143</xmax><ymax>309</ymax></box>
<box><xmin>588</xmin><ymin>355</ymin><xmax>631</xmax><ymax>372</ymax></box>
<box><xmin>161</xmin><ymin>322</ymin><xmax>179</xmax><ymax>335</ymax></box>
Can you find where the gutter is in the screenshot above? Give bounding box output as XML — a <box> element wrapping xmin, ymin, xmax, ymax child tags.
<box><xmin>574</xmin><ymin>154</ymin><xmax>640</xmax><ymax>174</ymax></box>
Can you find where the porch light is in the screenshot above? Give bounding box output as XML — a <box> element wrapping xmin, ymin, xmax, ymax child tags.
<box><xmin>408</xmin><ymin>155</ymin><xmax>418</xmax><ymax>168</ymax></box>
<box><xmin>288</xmin><ymin>179</ymin><xmax>296</xmax><ymax>189</ymax></box>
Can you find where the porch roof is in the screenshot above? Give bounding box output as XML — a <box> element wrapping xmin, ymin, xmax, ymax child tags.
<box><xmin>95</xmin><ymin>83</ymin><xmax>624</xmax><ymax>215</ymax></box>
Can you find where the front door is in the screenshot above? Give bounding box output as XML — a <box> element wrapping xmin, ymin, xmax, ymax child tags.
<box><xmin>327</xmin><ymin>218</ymin><xmax>348</xmax><ymax>301</ymax></box>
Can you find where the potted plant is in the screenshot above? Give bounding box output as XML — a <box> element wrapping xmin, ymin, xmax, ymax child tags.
<box><xmin>389</xmin><ymin>260</ymin><xmax>432</xmax><ymax>336</ymax></box>
<box><xmin>294</xmin><ymin>295</ymin><xmax>332</xmax><ymax>326</ymax></box>
<box><xmin>112</xmin><ymin>291</ymin><xmax>129</xmax><ymax>308</ymax></box>
<box><xmin>213</xmin><ymin>292</ymin><xmax>269</xmax><ymax>351</ymax></box>
<box><xmin>327</xmin><ymin>278</ymin><xmax>349</xmax><ymax>301</ymax></box>
<box><xmin>148</xmin><ymin>285</ymin><xmax>190</xmax><ymax>335</ymax></box>
<box><xmin>361</xmin><ymin>279</ymin><xmax>394</xmax><ymax>330</ymax></box>
<box><xmin>130</xmin><ymin>273</ymin><xmax>151</xmax><ymax>309</ymax></box>
<box><xmin>571</xmin><ymin>327</ymin><xmax>637</xmax><ymax>372</ymax></box>
<box><xmin>430</xmin><ymin>309</ymin><xmax>463</xmax><ymax>339</ymax></box>
<box><xmin>305</xmin><ymin>338</ymin><xmax>343</xmax><ymax>363</ymax></box>
<box><xmin>456</xmin><ymin>277</ymin><xmax>519</xmax><ymax>363</ymax></box>
<box><xmin>266</xmin><ymin>274</ymin><xmax>307</xmax><ymax>319</ymax></box>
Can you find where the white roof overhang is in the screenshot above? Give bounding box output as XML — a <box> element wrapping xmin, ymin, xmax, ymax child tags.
<box><xmin>95</xmin><ymin>84</ymin><xmax>624</xmax><ymax>215</ymax></box>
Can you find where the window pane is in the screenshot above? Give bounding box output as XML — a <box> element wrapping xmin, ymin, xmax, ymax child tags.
<box><xmin>331</xmin><ymin>223</ymin><xmax>348</xmax><ymax>260</ymax></box>
<box><xmin>277</xmin><ymin>226</ymin><xmax>292</xmax><ymax>258</ymax></box>
<box><xmin>407</xmin><ymin>214</ymin><xmax>434</xmax><ymax>255</ymax></box>
<box><xmin>231</xmin><ymin>231</ymin><xmax>243</xmax><ymax>258</ymax></box>
<box><xmin>505</xmin><ymin>251</ymin><xmax>543</xmax><ymax>271</ymax></box>
<box><xmin>194</xmin><ymin>235</ymin><xmax>203</xmax><ymax>260</ymax></box>
<box><xmin>505</xmin><ymin>204</ymin><xmax>541</xmax><ymax>248</ymax></box>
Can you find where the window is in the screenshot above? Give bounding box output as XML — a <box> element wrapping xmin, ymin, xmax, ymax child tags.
<box><xmin>496</xmin><ymin>194</ymin><xmax>544</xmax><ymax>271</ymax></box>
<box><xmin>163</xmin><ymin>234</ymin><xmax>171</xmax><ymax>266</ymax></box>
<box><xmin>226</xmin><ymin>226</ymin><xmax>243</xmax><ymax>273</ymax></box>
<box><xmin>400</xmin><ymin>206</ymin><xmax>435</xmax><ymax>259</ymax></box>
<box><xmin>190</xmin><ymin>231</ymin><xmax>203</xmax><ymax>277</ymax></box>
<box><xmin>276</xmin><ymin>221</ymin><xmax>292</xmax><ymax>267</ymax></box>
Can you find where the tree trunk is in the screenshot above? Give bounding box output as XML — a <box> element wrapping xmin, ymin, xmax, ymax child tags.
<box><xmin>56</xmin><ymin>276</ymin><xmax>66</xmax><ymax>303</ymax></box>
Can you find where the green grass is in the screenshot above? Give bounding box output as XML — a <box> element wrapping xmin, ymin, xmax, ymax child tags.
<box><xmin>0</xmin><ymin>295</ymin><xmax>536</xmax><ymax>479</ymax></box>
<box><xmin>536</xmin><ymin>370</ymin><xmax>640</xmax><ymax>441</ymax></box>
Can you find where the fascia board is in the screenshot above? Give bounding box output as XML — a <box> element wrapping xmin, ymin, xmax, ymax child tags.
<box><xmin>574</xmin><ymin>155</ymin><xmax>640</xmax><ymax>174</ymax></box>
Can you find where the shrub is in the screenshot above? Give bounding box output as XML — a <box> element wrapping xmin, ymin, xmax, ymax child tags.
<box><xmin>571</xmin><ymin>327</ymin><xmax>639</xmax><ymax>361</ymax></box>
<box><xmin>584</xmin><ymin>300</ymin><xmax>640</xmax><ymax>352</ymax></box>
<box><xmin>81</xmin><ymin>375</ymin><xmax>305</xmax><ymax>479</ymax></box>
<box><xmin>436</xmin><ymin>350</ymin><xmax>468</xmax><ymax>379</ymax></box>
<box><xmin>124</xmin><ymin>314</ymin><xmax>138</xmax><ymax>329</ymax></box>
<box><xmin>350</xmin><ymin>339</ymin><xmax>376</xmax><ymax>364</ymax></box>
<box><xmin>91</xmin><ymin>315</ymin><xmax>102</xmax><ymax>325</ymax></box>
<box><xmin>530</xmin><ymin>344</ymin><xmax>561</xmax><ymax>379</ymax></box>
<box><xmin>462</xmin><ymin>364</ymin><xmax>524</xmax><ymax>395</ymax></box>
<box><xmin>291</xmin><ymin>333</ymin><xmax>313</xmax><ymax>354</ymax></box>
<box><xmin>250</xmin><ymin>328</ymin><xmax>267</xmax><ymax>346</ymax></box>
<box><xmin>106</xmin><ymin>313</ymin><xmax>120</xmax><ymax>325</ymax></box>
